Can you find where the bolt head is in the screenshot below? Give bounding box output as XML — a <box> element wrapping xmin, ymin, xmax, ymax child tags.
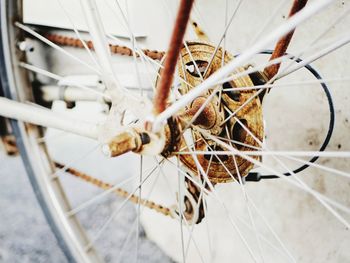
<box><xmin>101</xmin><ymin>144</ymin><xmax>111</xmax><ymax>157</ymax></box>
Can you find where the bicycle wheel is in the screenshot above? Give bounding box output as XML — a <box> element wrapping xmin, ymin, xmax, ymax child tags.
<box><xmin>1</xmin><ymin>0</ymin><xmax>350</xmax><ymax>262</ymax></box>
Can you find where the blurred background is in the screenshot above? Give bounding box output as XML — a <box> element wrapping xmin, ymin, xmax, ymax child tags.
<box><xmin>1</xmin><ymin>0</ymin><xmax>350</xmax><ymax>262</ymax></box>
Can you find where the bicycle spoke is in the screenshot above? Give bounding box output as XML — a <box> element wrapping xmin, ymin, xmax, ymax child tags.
<box><xmin>199</xmin><ymin>125</ymin><xmax>350</xmax><ymax>229</ymax></box>
<box><xmin>57</xmin><ymin>0</ymin><xmax>101</xmax><ymax>69</ymax></box>
<box><xmin>136</xmin><ymin>156</ymin><xmax>142</xmax><ymax>262</ymax></box>
<box><xmin>278</xmin><ymin>34</ymin><xmax>350</xmax><ymax>79</ymax></box>
<box><xmin>221</xmin><ymin>77</ymin><xmax>350</xmax><ymax>93</ymax></box>
<box><xmin>3</xmin><ymin>1</ymin><xmax>350</xmax><ymax>262</ymax></box>
<box><xmin>177</xmin><ymin>159</ymin><xmax>187</xmax><ymax>263</ymax></box>
<box><xmin>84</xmin><ymin>162</ymin><xmax>162</xmax><ymax>251</ymax></box>
<box><xmin>19</xmin><ymin>62</ymin><xmax>109</xmax><ymax>99</ymax></box>
<box><xmin>153</xmin><ymin>0</ymin><xmax>334</xmax><ymax>129</ymax></box>
<box><xmin>166</xmin><ymin>153</ymin><xmax>297</xmax><ymax>260</ymax></box>
<box><xmin>52</xmin><ymin>143</ymin><xmax>100</xmax><ymax>179</ymax></box>
<box><xmin>202</xmin><ymin>136</ymin><xmax>266</xmax><ymax>262</ymax></box>
<box><xmin>174</xmin><ymin>150</ymin><xmax>350</xmax><ymax>158</ymax></box>
<box><xmin>15</xmin><ymin>22</ymin><xmax>101</xmax><ymax>74</ymax></box>
<box><xmin>66</xmin><ymin>172</ymin><xmax>139</xmax><ymax>216</ymax></box>
<box><xmin>248</xmin><ymin>0</ymin><xmax>290</xmax><ymax>46</ymax></box>
<box><xmin>203</xmin><ymin>0</ymin><xmax>245</xmax><ymax>77</ymax></box>
<box><xmin>115</xmin><ymin>162</ymin><xmax>164</xmax><ymax>262</ymax></box>
<box><xmin>182</xmin><ymin>138</ymin><xmax>259</xmax><ymax>262</ymax></box>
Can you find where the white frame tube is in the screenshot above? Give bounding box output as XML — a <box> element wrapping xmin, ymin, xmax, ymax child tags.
<box><xmin>0</xmin><ymin>97</ymin><xmax>99</xmax><ymax>139</ymax></box>
<box><xmin>40</xmin><ymin>85</ymin><xmax>108</xmax><ymax>102</ymax></box>
<box><xmin>0</xmin><ymin>0</ymin><xmax>333</xmax><ymax>139</ymax></box>
<box><xmin>152</xmin><ymin>0</ymin><xmax>333</xmax><ymax>131</ymax></box>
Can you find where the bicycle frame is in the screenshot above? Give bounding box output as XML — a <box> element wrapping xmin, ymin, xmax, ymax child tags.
<box><xmin>0</xmin><ymin>0</ymin><xmax>333</xmax><ymax>141</ymax></box>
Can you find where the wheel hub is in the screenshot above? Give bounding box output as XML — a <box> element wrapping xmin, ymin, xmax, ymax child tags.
<box><xmin>172</xmin><ymin>41</ymin><xmax>264</xmax><ymax>183</ymax></box>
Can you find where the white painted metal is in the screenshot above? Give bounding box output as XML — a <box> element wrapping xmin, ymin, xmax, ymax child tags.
<box><xmin>279</xmin><ymin>33</ymin><xmax>350</xmax><ymax>78</ymax></box>
<box><xmin>80</xmin><ymin>0</ymin><xmax>152</xmax><ymax>129</ymax></box>
<box><xmin>0</xmin><ymin>97</ymin><xmax>99</xmax><ymax>139</ymax></box>
<box><xmin>2</xmin><ymin>0</ymin><xmax>350</xmax><ymax>262</ymax></box>
<box><xmin>152</xmin><ymin>0</ymin><xmax>333</xmax><ymax>131</ymax></box>
<box><xmin>80</xmin><ymin>0</ymin><xmax>123</xmax><ymax>100</ymax></box>
<box><xmin>41</xmin><ymin>85</ymin><xmax>105</xmax><ymax>102</ymax></box>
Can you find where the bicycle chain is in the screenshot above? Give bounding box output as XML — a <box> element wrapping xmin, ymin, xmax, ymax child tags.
<box><xmin>45</xmin><ymin>33</ymin><xmax>208</xmax><ymax>221</ymax></box>
<box><xmin>54</xmin><ymin>162</ymin><xmax>174</xmax><ymax>218</ymax></box>
<box><xmin>44</xmin><ymin>33</ymin><xmax>165</xmax><ymax>60</ymax></box>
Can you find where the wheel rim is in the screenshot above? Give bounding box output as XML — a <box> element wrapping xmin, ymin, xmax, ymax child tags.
<box><xmin>1</xmin><ymin>1</ymin><xmax>350</xmax><ymax>262</ymax></box>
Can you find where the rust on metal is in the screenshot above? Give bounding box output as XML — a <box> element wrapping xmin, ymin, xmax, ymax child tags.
<box><xmin>1</xmin><ymin>135</ymin><xmax>19</xmax><ymax>156</ymax></box>
<box><xmin>158</xmin><ymin>41</ymin><xmax>264</xmax><ymax>183</ymax></box>
<box><xmin>161</xmin><ymin>117</ymin><xmax>182</xmax><ymax>158</ymax></box>
<box><xmin>181</xmin><ymin>96</ymin><xmax>218</xmax><ymax>129</ymax></box>
<box><xmin>54</xmin><ymin>162</ymin><xmax>174</xmax><ymax>217</ymax></box>
<box><xmin>182</xmin><ymin>176</ymin><xmax>206</xmax><ymax>224</ymax></box>
<box><xmin>191</xmin><ymin>20</ymin><xmax>209</xmax><ymax>41</ymax></box>
<box><xmin>264</xmin><ymin>0</ymin><xmax>308</xmax><ymax>80</ymax></box>
<box><xmin>44</xmin><ymin>33</ymin><xmax>165</xmax><ymax>60</ymax></box>
<box><xmin>106</xmin><ymin>129</ymin><xmax>142</xmax><ymax>157</ymax></box>
<box><xmin>153</xmin><ymin>0</ymin><xmax>195</xmax><ymax>115</ymax></box>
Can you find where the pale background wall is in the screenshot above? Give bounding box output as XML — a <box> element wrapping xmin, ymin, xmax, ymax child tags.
<box><xmin>1</xmin><ymin>0</ymin><xmax>350</xmax><ymax>262</ymax></box>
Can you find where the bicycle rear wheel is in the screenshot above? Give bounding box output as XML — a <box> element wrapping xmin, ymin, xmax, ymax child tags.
<box><xmin>1</xmin><ymin>0</ymin><xmax>350</xmax><ymax>262</ymax></box>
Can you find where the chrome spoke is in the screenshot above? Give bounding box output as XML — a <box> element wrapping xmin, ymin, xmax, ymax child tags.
<box><xmin>84</xmin><ymin>162</ymin><xmax>162</xmax><ymax>251</ymax></box>
<box><xmin>15</xmin><ymin>22</ymin><xmax>101</xmax><ymax>74</ymax></box>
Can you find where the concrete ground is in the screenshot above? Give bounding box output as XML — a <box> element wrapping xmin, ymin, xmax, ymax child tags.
<box><xmin>0</xmin><ymin>151</ymin><xmax>172</xmax><ymax>263</ymax></box>
<box><xmin>0</xmin><ymin>152</ymin><xmax>66</xmax><ymax>262</ymax></box>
